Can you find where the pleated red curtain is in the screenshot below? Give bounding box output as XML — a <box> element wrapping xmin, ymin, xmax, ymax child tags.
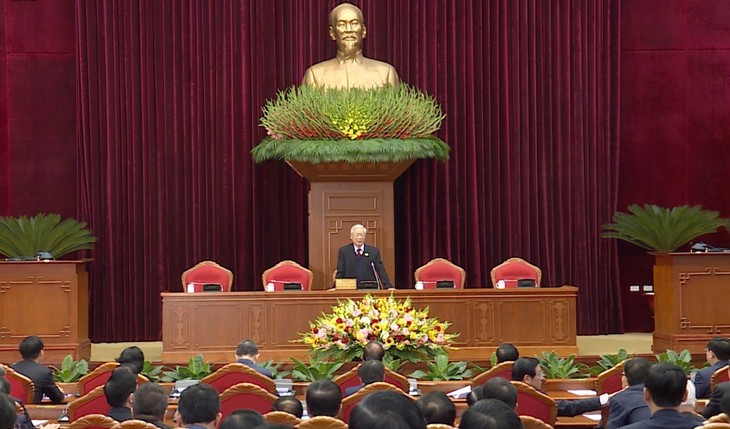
<box><xmin>76</xmin><ymin>0</ymin><xmax>620</xmax><ymax>341</ymax></box>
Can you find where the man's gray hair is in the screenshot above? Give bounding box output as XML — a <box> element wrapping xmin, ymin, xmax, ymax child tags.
<box><xmin>350</xmin><ymin>224</ymin><xmax>367</xmax><ymax>234</ymax></box>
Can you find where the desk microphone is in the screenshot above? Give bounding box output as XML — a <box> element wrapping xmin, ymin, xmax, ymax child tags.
<box><xmin>371</xmin><ymin>262</ymin><xmax>383</xmax><ymax>290</ymax></box>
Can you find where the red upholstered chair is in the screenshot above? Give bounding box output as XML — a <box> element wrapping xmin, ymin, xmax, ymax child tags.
<box><xmin>511</xmin><ymin>381</ymin><xmax>557</xmax><ymax>427</ymax></box>
<box><xmin>414</xmin><ymin>258</ymin><xmax>466</xmax><ymax>289</ymax></box>
<box><xmin>219</xmin><ymin>382</ymin><xmax>278</xmax><ymax>421</ymax></box>
<box><xmin>711</xmin><ymin>365</ymin><xmax>729</xmax><ymax>393</ymax></box>
<box><xmin>262</xmin><ymin>260</ymin><xmax>313</xmax><ymax>291</ymax></box>
<box><xmin>2</xmin><ymin>365</ymin><xmax>35</xmax><ymax>404</ymax></box>
<box><xmin>78</xmin><ymin>362</ymin><xmax>120</xmax><ymax>395</ymax></box>
<box><xmin>339</xmin><ymin>382</ymin><xmax>412</xmax><ymax>423</ymax></box>
<box><xmin>68</xmin><ymin>414</ymin><xmax>119</xmax><ymax>429</ymax></box>
<box><xmin>113</xmin><ymin>420</ymin><xmax>159</xmax><ymax>429</ymax></box>
<box><xmin>595</xmin><ymin>361</ymin><xmax>626</xmax><ymax>428</ymax></box>
<box><xmin>333</xmin><ymin>365</ymin><xmax>409</xmax><ymax>396</ymax></box>
<box><xmin>296</xmin><ymin>416</ymin><xmax>348</xmax><ymax>429</ymax></box>
<box><xmin>181</xmin><ymin>260</ymin><xmax>233</xmax><ymax>292</ymax></box>
<box><xmin>200</xmin><ymin>363</ymin><xmax>277</xmax><ymax>394</ymax></box>
<box><xmin>490</xmin><ymin>257</ymin><xmax>542</xmax><ymax>288</ymax></box>
<box><xmin>470</xmin><ymin>361</ymin><xmax>514</xmax><ymax>388</ymax></box>
<box><xmin>67</xmin><ymin>386</ymin><xmax>112</xmax><ymax>421</ymax></box>
<box><xmin>518</xmin><ymin>415</ymin><xmax>552</xmax><ymax>429</ymax></box>
<box><xmin>264</xmin><ymin>411</ymin><xmax>302</xmax><ymax>426</ymax></box>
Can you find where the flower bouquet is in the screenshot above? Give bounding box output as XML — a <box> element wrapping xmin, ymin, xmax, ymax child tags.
<box><xmin>251</xmin><ymin>84</ymin><xmax>449</xmax><ymax>163</ymax></box>
<box><xmin>298</xmin><ymin>293</ymin><xmax>458</xmax><ymax>364</ymax></box>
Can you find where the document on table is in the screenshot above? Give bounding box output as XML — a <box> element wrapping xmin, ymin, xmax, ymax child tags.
<box><xmin>567</xmin><ymin>389</ymin><xmax>597</xmax><ymax>396</ymax></box>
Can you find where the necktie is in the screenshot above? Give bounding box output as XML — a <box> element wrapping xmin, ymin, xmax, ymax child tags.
<box><xmin>357</xmin><ymin>248</ymin><xmax>362</xmax><ymax>256</ymax></box>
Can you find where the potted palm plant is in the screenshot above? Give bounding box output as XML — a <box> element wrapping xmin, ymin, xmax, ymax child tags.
<box><xmin>0</xmin><ymin>213</ymin><xmax>96</xmax><ymax>260</ymax></box>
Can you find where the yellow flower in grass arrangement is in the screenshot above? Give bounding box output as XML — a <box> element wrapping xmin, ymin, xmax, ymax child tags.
<box><xmin>297</xmin><ymin>293</ymin><xmax>458</xmax><ymax>364</ymax></box>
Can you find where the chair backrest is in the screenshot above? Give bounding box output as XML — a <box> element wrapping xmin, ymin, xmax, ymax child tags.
<box><xmin>113</xmin><ymin>420</ymin><xmax>159</xmax><ymax>429</ymax></box>
<box><xmin>78</xmin><ymin>362</ymin><xmax>120</xmax><ymax>395</ymax></box>
<box><xmin>414</xmin><ymin>258</ymin><xmax>466</xmax><ymax>289</ymax></box>
<box><xmin>68</xmin><ymin>414</ymin><xmax>119</xmax><ymax>429</ymax></box>
<box><xmin>519</xmin><ymin>415</ymin><xmax>553</xmax><ymax>429</ymax></box>
<box><xmin>470</xmin><ymin>361</ymin><xmax>515</xmax><ymax>388</ymax></box>
<box><xmin>595</xmin><ymin>361</ymin><xmax>626</xmax><ymax>395</ymax></box>
<box><xmin>698</xmin><ymin>423</ymin><xmax>730</xmax><ymax>429</ymax></box>
<box><xmin>296</xmin><ymin>416</ymin><xmax>348</xmax><ymax>429</ymax></box>
<box><xmin>67</xmin><ymin>386</ymin><xmax>112</xmax><ymax>421</ymax></box>
<box><xmin>511</xmin><ymin>381</ymin><xmax>557</xmax><ymax>426</ymax></box>
<box><xmin>426</xmin><ymin>425</ymin><xmax>455</xmax><ymax>429</ymax></box>
<box><xmin>333</xmin><ymin>365</ymin><xmax>409</xmax><ymax>395</ymax></box>
<box><xmin>264</xmin><ymin>411</ymin><xmax>302</xmax><ymax>426</ymax></box>
<box><xmin>708</xmin><ymin>414</ymin><xmax>730</xmax><ymax>424</ymax></box>
<box><xmin>181</xmin><ymin>260</ymin><xmax>234</xmax><ymax>292</ymax></box>
<box><xmin>711</xmin><ymin>365</ymin><xmax>729</xmax><ymax>393</ymax></box>
<box><xmin>262</xmin><ymin>260</ymin><xmax>313</xmax><ymax>291</ymax></box>
<box><xmin>219</xmin><ymin>382</ymin><xmax>278</xmax><ymax>421</ymax></box>
<box><xmin>490</xmin><ymin>257</ymin><xmax>542</xmax><ymax>288</ymax></box>
<box><xmin>200</xmin><ymin>363</ymin><xmax>277</xmax><ymax>394</ymax></box>
<box><xmin>2</xmin><ymin>365</ymin><xmax>35</xmax><ymax>404</ymax></box>
<box><xmin>339</xmin><ymin>382</ymin><xmax>411</xmax><ymax>423</ymax></box>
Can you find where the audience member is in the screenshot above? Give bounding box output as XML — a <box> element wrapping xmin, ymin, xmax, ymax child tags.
<box><xmin>701</xmin><ymin>366</ymin><xmax>730</xmax><ymax>418</ymax></box>
<box><xmin>678</xmin><ymin>379</ymin><xmax>704</xmax><ymax>424</ymax></box>
<box><xmin>606</xmin><ymin>357</ymin><xmax>651</xmax><ymax>429</ymax></box>
<box><xmin>416</xmin><ymin>391</ymin><xmax>456</xmax><ymax>426</ymax></box>
<box><xmin>363</xmin><ymin>341</ymin><xmax>385</xmax><ymax>361</ymax></box>
<box><xmin>105</xmin><ymin>366</ymin><xmax>137</xmax><ymax>422</ymax></box>
<box><xmin>175</xmin><ymin>383</ymin><xmax>221</xmax><ymax>429</ymax></box>
<box><xmin>219</xmin><ymin>410</ymin><xmax>265</xmax><ymax>429</ymax></box>
<box><xmin>345</xmin><ymin>360</ymin><xmax>384</xmax><ymax>396</ymax></box>
<box><xmin>272</xmin><ymin>396</ymin><xmax>303</xmax><ymax>418</ymax></box>
<box><xmin>0</xmin><ymin>378</ymin><xmax>33</xmax><ymax>429</ymax></box>
<box><xmin>0</xmin><ymin>393</ymin><xmax>17</xmax><ymax>429</ymax></box>
<box><xmin>480</xmin><ymin>378</ymin><xmax>517</xmax><ymax>409</ymax></box>
<box><xmin>235</xmin><ymin>340</ymin><xmax>273</xmax><ymax>378</ymax></box>
<box><xmin>459</xmin><ymin>399</ymin><xmax>523</xmax><ymax>429</ymax></box>
<box><xmin>495</xmin><ymin>344</ymin><xmax>519</xmax><ymax>363</ymax></box>
<box><xmin>694</xmin><ymin>337</ymin><xmax>730</xmax><ymax>399</ymax></box>
<box><xmin>621</xmin><ymin>362</ymin><xmax>700</xmax><ymax>429</ymax></box>
<box><xmin>132</xmin><ymin>382</ymin><xmax>169</xmax><ymax>428</ymax></box>
<box><xmin>349</xmin><ymin>390</ymin><xmax>425</xmax><ymax>429</ymax></box>
<box><xmin>116</xmin><ymin>346</ymin><xmax>145</xmax><ymax>375</ymax></box>
<box><xmin>305</xmin><ymin>380</ymin><xmax>342</xmax><ymax>417</ymax></box>
<box><xmin>11</xmin><ymin>336</ymin><xmax>65</xmax><ymax>403</ymax></box>
<box><xmin>466</xmin><ymin>385</ymin><xmax>483</xmax><ymax>407</ymax></box>
<box><xmin>512</xmin><ymin>357</ymin><xmax>605</xmax><ymax>417</ymax></box>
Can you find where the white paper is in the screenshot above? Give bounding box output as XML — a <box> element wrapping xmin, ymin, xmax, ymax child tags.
<box><xmin>447</xmin><ymin>385</ymin><xmax>471</xmax><ymax>399</ymax></box>
<box><xmin>582</xmin><ymin>414</ymin><xmax>602</xmax><ymax>421</ymax></box>
<box><xmin>32</xmin><ymin>421</ymin><xmax>49</xmax><ymax>427</ymax></box>
<box><xmin>567</xmin><ymin>389</ymin><xmax>597</xmax><ymax>396</ymax></box>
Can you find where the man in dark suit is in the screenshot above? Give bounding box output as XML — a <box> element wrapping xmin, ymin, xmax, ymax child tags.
<box><xmin>336</xmin><ymin>224</ymin><xmax>392</xmax><ymax>289</ymax></box>
<box><xmin>606</xmin><ymin>357</ymin><xmax>651</xmax><ymax>429</ymax></box>
<box><xmin>694</xmin><ymin>337</ymin><xmax>730</xmax><ymax>399</ymax></box>
<box><xmin>104</xmin><ymin>367</ymin><xmax>136</xmax><ymax>422</ymax></box>
<box><xmin>235</xmin><ymin>339</ymin><xmax>273</xmax><ymax>378</ymax></box>
<box><xmin>344</xmin><ymin>360</ymin><xmax>384</xmax><ymax>396</ymax></box>
<box><xmin>512</xmin><ymin>357</ymin><xmax>606</xmax><ymax>417</ymax></box>
<box><xmin>701</xmin><ymin>374</ymin><xmax>730</xmax><ymax>419</ymax></box>
<box><xmin>11</xmin><ymin>336</ymin><xmax>65</xmax><ymax>404</ymax></box>
<box><xmin>621</xmin><ymin>362</ymin><xmax>701</xmax><ymax>429</ymax></box>
<box><xmin>132</xmin><ymin>382</ymin><xmax>170</xmax><ymax>429</ymax></box>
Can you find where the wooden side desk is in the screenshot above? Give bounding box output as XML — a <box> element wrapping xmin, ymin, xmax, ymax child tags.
<box><xmin>162</xmin><ymin>287</ymin><xmax>579</xmax><ymax>363</ymax></box>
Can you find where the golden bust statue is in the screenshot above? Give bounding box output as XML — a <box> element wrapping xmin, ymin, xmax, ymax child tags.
<box><xmin>302</xmin><ymin>3</ymin><xmax>400</xmax><ymax>89</ymax></box>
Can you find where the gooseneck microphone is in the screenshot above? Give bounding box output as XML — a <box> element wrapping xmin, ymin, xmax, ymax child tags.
<box><xmin>371</xmin><ymin>261</ymin><xmax>383</xmax><ymax>290</ymax></box>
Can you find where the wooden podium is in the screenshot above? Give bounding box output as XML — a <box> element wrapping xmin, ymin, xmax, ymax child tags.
<box><xmin>653</xmin><ymin>252</ymin><xmax>730</xmax><ymax>353</ymax></box>
<box><xmin>287</xmin><ymin>160</ymin><xmax>414</xmax><ymax>289</ymax></box>
<box><xmin>0</xmin><ymin>261</ymin><xmax>90</xmax><ymax>361</ymax></box>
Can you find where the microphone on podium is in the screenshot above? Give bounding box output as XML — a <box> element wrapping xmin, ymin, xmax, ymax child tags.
<box><xmin>370</xmin><ymin>261</ymin><xmax>383</xmax><ymax>290</ymax></box>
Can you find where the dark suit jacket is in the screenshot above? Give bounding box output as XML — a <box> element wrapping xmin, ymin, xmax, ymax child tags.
<box><xmin>11</xmin><ymin>358</ymin><xmax>65</xmax><ymax>403</ymax></box>
<box><xmin>237</xmin><ymin>358</ymin><xmax>273</xmax><ymax>379</ymax></box>
<box><xmin>694</xmin><ymin>360</ymin><xmax>728</xmax><ymax>399</ymax></box>
<box><xmin>107</xmin><ymin>406</ymin><xmax>133</xmax><ymax>422</ymax></box>
<box><xmin>344</xmin><ymin>384</ymin><xmax>363</xmax><ymax>396</ymax></box>
<box><xmin>606</xmin><ymin>384</ymin><xmax>650</xmax><ymax>429</ymax></box>
<box><xmin>557</xmin><ymin>396</ymin><xmax>602</xmax><ymax>417</ymax></box>
<box><xmin>336</xmin><ymin>243</ymin><xmax>392</xmax><ymax>288</ymax></box>
<box><xmin>701</xmin><ymin>380</ymin><xmax>730</xmax><ymax>418</ymax></box>
<box><xmin>620</xmin><ymin>409</ymin><xmax>702</xmax><ymax>429</ymax></box>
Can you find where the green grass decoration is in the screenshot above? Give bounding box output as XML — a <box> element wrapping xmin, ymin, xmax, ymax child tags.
<box><xmin>253</xmin><ymin>84</ymin><xmax>449</xmax><ymax>163</ymax></box>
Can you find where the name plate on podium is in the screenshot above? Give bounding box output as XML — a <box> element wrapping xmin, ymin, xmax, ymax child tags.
<box><xmin>335</xmin><ymin>278</ymin><xmax>357</xmax><ymax>290</ymax></box>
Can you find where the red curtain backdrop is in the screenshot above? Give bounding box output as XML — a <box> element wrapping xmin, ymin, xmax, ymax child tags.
<box><xmin>74</xmin><ymin>0</ymin><xmax>622</xmax><ymax>340</ymax></box>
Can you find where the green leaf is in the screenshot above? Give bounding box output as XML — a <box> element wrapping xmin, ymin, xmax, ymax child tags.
<box><xmin>0</xmin><ymin>213</ymin><xmax>96</xmax><ymax>258</ymax></box>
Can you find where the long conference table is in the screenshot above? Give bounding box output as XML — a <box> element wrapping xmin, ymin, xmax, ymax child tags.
<box><xmin>161</xmin><ymin>286</ymin><xmax>578</xmax><ymax>363</ymax></box>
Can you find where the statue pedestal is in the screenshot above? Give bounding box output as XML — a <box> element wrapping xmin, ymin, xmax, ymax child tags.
<box><xmin>287</xmin><ymin>160</ymin><xmax>415</xmax><ymax>289</ymax></box>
